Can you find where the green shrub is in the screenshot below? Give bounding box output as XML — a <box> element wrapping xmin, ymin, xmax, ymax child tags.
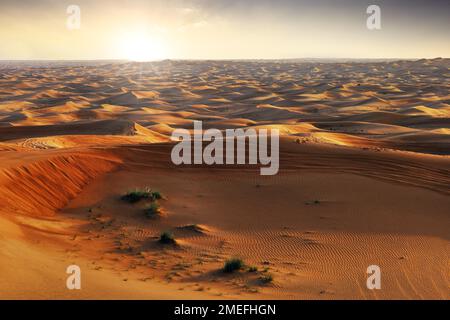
<box><xmin>151</xmin><ymin>191</ymin><xmax>163</xmax><ymax>200</ymax></box>
<box><xmin>259</xmin><ymin>274</ymin><xmax>273</xmax><ymax>284</ymax></box>
<box><xmin>248</xmin><ymin>266</ymin><xmax>258</xmax><ymax>273</ymax></box>
<box><xmin>223</xmin><ymin>258</ymin><xmax>244</xmax><ymax>273</ymax></box>
<box><xmin>122</xmin><ymin>188</ymin><xmax>152</xmax><ymax>203</ymax></box>
<box><xmin>146</xmin><ymin>202</ymin><xmax>161</xmax><ymax>218</ymax></box>
<box><xmin>122</xmin><ymin>188</ymin><xmax>163</xmax><ymax>203</ymax></box>
<box><xmin>159</xmin><ymin>231</ymin><xmax>176</xmax><ymax>244</ymax></box>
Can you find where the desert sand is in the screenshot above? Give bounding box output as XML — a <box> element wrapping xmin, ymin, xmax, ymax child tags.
<box><xmin>0</xmin><ymin>59</ymin><xmax>449</xmax><ymax>299</ymax></box>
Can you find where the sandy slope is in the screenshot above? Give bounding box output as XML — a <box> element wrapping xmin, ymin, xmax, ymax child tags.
<box><xmin>0</xmin><ymin>141</ymin><xmax>448</xmax><ymax>299</ymax></box>
<box><xmin>0</xmin><ymin>59</ymin><xmax>449</xmax><ymax>299</ymax></box>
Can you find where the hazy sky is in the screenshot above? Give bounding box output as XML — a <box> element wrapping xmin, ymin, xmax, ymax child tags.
<box><xmin>0</xmin><ymin>0</ymin><xmax>449</xmax><ymax>60</ymax></box>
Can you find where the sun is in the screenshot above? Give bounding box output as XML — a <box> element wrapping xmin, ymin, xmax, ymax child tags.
<box><xmin>116</xmin><ymin>31</ymin><xmax>167</xmax><ymax>62</ymax></box>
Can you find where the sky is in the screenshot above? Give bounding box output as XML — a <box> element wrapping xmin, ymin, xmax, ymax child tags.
<box><xmin>0</xmin><ymin>0</ymin><xmax>449</xmax><ymax>60</ymax></box>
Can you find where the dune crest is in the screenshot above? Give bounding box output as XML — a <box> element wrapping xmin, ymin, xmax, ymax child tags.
<box><xmin>0</xmin><ymin>152</ymin><xmax>120</xmax><ymax>217</ymax></box>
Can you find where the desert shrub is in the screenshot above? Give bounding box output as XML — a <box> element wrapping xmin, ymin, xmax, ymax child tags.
<box><xmin>151</xmin><ymin>191</ymin><xmax>163</xmax><ymax>200</ymax></box>
<box><xmin>122</xmin><ymin>188</ymin><xmax>152</xmax><ymax>203</ymax></box>
<box><xmin>223</xmin><ymin>258</ymin><xmax>244</xmax><ymax>273</ymax></box>
<box><xmin>159</xmin><ymin>231</ymin><xmax>176</xmax><ymax>244</ymax></box>
<box><xmin>145</xmin><ymin>202</ymin><xmax>161</xmax><ymax>218</ymax></box>
<box><xmin>248</xmin><ymin>266</ymin><xmax>258</xmax><ymax>273</ymax></box>
<box><xmin>259</xmin><ymin>274</ymin><xmax>274</xmax><ymax>284</ymax></box>
<box><xmin>122</xmin><ymin>188</ymin><xmax>163</xmax><ymax>203</ymax></box>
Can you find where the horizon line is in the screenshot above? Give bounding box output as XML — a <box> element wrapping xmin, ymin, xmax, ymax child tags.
<box><xmin>0</xmin><ymin>57</ymin><xmax>447</xmax><ymax>63</ymax></box>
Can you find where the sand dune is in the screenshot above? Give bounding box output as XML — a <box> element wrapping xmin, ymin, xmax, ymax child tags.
<box><xmin>0</xmin><ymin>59</ymin><xmax>448</xmax><ymax>300</ymax></box>
<box><xmin>0</xmin><ymin>151</ymin><xmax>120</xmax><ymax>217</ymax></box>
<box><xmin>1</xmin><ymin>141</ymin><xmax>448</xmax><ymax>299</ymax></box>
<box><xmin>0</xmin><ymin>119</ymin><xmax>167</xmax><ymax>142</ymax></box>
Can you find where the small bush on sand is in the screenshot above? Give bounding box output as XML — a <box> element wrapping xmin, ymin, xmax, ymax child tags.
<box><xmin>159</xmin><ymin>231</ymin><xmax>176</xmax><ymax>244</ymax></box>
<box><xmin>122</xmin><ymin>188</ymin><xmax>163</xmax><ymax>203</ymax></box>
<box><xmin>122</xmin><ymin>188</ymin><xmax>151</xmax><ymax>203</ymax></box>
<box><xmin>259</xmin><ymin>274</ymin><xmax>274</xmax><ymax>284</ymax></box>
<box><xmin>248</xmin><ymin>266</ymin><xmax>258</xmax><ymax>273</ymax></box>
<box><xmin>145</xmin><ymin>202</ymin><xmax>161</xmax><ymax>218</ymax></box>
<box><xmin>151</xmin><ymin>191</ymin><xmax>163</xmax><ymax>200</ymax></box>
<box><xmin>223</xmin><ymin>258</ymin><xmax>244</xmax><ymax>273</ymax></box>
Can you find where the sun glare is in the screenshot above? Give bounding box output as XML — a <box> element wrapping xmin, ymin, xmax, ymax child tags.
<box><xmin>116</xmin><ymin>32</ymin><xmax>167</xmax><ymax>62</ymax></box>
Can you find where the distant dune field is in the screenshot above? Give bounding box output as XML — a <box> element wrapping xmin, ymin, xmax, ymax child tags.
<box><xmin>0</xmin><ymin>59</ymin><xmax>449</xmax><ymax>299</ymax></box>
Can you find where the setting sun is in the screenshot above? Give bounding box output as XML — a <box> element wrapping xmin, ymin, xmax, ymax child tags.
<box><xmin>116</xmin><ymin>31</ymin><xmax>167</xmax><ymax>61</ymax></box>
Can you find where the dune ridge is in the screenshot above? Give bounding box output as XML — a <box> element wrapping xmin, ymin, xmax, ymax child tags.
<box><xmin>0</xmin><ymin>151</ymin><xmax>121</xmax><ymax>217</ymax></box>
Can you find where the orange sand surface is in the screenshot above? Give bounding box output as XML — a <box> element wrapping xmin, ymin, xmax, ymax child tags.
<box><xmin>0</xmin><ymin>59</ymin><xmax>449</xmax><ymax>299</ymax></box>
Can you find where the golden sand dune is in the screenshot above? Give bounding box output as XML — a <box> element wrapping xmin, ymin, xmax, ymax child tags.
<box><xmin>0</xmin><ymin>119</ymin><xmax>162</xmax><ymax>141</ymax></box>
<box><xmin>0</xmin><ymin>59</ymin><xmax>448</xmax><ymax>299</ymax></box>
<box><xmin>400</xmin><ymin>105</ymin><xmax>450</xmax><ymax>117</ymax></box>
<box><xmin>0</xmin><ymin>141</ymin><xmax>448</xmax><ymax>299</ymax></box>
<box><xmin>0</xmin><ymin>151</ymin><xmax>120</xmax><ymax>217</ymax></box>
<box><xmin>1</xmin><ymin>59</ymin><xmax>447</xmax><ymax>155</ymax></box>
